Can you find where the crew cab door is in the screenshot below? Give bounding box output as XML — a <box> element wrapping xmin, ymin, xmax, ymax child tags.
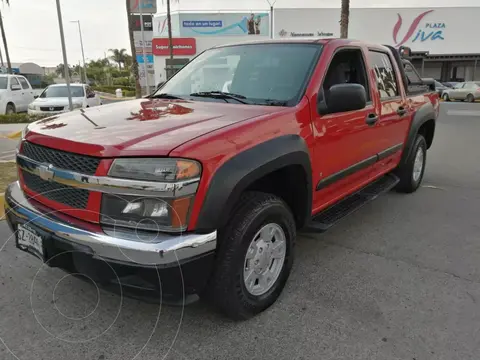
<box><xmin>311</xmin><ymin>46</ymin><xmax>379</xmax><ymax>212</ymax></box>
<box><xmin>8</xmin><ymin>77</ymin><xmax>23</xmax><ymax>111</ymax></box>
<box><xmin>367</xmin><ymin>50</ymin><xmax>410</xmax><ymax>175</ymax></box>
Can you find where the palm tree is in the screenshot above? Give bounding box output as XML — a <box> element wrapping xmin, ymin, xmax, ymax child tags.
<box><xmin>0</xmin><ymin>0</ymin><xmax>12</xmax><ymax>74</ymax></box>
<box><xmin>340</xmin><ymin>0</ymin><xmax>350</xmax><ymax>38</ymax></box>
<box><xmin>126</xmin><ymin>0</ymin><xmax>141</xmax><ymax>98</ymax></box>
<box><xmin>109</xmin><ymin>48</ymin><xmax>127</xmax><ymax>69</ymax></box>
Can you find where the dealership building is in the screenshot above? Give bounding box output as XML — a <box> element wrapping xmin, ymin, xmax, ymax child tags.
<box><xmin>151</xmin><ymin>6</ymin><xmax>480</xmax><ymax>84</ymax></box>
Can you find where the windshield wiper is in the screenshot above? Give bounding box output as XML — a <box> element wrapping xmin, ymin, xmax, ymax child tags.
<box><xmin>189</xmin><ymin>91</ymin><xmax>248</xmax><ymax>104</ymax></box>
<box><xmin>149</xmin><ymin>93</ymin><xmax>184</xmax><ymax>100</ymax></box>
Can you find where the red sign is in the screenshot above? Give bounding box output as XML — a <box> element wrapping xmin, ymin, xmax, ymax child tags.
<box><xmin>152</xmin><ymin>38</ymin><xmax>196</xmax><ymax>56</ymax></box>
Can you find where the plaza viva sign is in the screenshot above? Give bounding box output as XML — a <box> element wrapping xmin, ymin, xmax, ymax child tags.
<box><xmin>393</xmin><ymin>10</ymin><xmax>445</xmax><ymax>47</ymax></box>
<box><xmin>278</xmin><ymin>29</ymin><xmax>334</xmax><ymax>37</ymax></box>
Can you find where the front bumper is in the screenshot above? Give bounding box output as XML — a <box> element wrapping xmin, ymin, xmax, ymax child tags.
<box><xmin>4</xmin><ymin>181</ymin><xmax>217</xmax><ymax>267</ymax></box>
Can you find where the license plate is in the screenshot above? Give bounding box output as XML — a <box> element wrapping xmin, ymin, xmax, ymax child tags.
<box><xmin>17</xmin><ymin>224</ymin><xmax>44</xmax><ymax>260</ymax></box>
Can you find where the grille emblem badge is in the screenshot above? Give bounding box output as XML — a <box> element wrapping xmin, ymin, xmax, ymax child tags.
<box><xmin>49</xmin><ymin>107</ymin><xmax>55</xmax><ymax>111</ymax></box>
<box><xmin>39</xmin><ymin>164</ymin><xmax>54</xmax><ymax>182</ymax></box>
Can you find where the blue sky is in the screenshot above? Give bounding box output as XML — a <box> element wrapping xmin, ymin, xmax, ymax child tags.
<box><xmin>3</xmin><ymin>0</ymin><xmax>478</xmax><ymax>67</ymax></box>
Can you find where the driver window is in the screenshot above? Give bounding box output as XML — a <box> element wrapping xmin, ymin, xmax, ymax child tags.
<box><xmin>322</xmin><ymin>48</ymin><xmax>370</xmax><ymax>102</ymax></box>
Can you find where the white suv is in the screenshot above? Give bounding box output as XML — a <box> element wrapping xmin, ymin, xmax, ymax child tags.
<box><xmin>0</xmin><ymin>74</ymin><xmax>35</xmax><ymax>114</ymax></box>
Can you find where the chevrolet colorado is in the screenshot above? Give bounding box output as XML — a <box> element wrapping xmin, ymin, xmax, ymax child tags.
<box><xmin>4</xmin><ymin>39</ymin><xmax>439</xmax><ymax>320</ymax></box>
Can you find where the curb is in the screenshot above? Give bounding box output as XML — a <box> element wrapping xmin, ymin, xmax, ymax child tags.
<box><xmin>99</xmin><ymin>95</ymin><xmax>135</xmax><ymax>101</ymax></box>
<box><xmin>0</xmin><ymin>193</ymin><xmax>4</xmax><ymax>220</ymax></box>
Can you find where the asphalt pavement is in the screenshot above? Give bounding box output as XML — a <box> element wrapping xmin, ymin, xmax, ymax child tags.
<box><xmin>1</xmin><ymin>102</ymin><xmax>480</xmax><ymax>360</ymax></box>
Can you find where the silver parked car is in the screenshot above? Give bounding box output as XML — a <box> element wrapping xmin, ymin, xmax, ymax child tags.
<box><xmin>442</xmin><ymin>82</ymin><xmax>480</xmax><ymax>102</ymax></box>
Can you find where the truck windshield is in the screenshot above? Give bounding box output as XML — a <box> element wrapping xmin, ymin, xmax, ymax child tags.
<box><xmin>156</xmin><ymin>43</ymin><xmax>322</xmax><ymax>106</ymax></box>
<box><xmin>0</xmin><ymin>77</ymin><xmax>8</xmax><ymax>89</ymax></box>
<box><xmin>40</xmin><ymin>86</ymin><xmax>85</xmax><ymax>98</ymax></box>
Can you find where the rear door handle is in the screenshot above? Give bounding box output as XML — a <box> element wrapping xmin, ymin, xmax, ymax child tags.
<box><xmin>397</xmin><ymin>106</ymin><xmax>408</xmax><ymax>116</ymax></box>
<box><xmin>365</xmin><ymin>113</ymin><xmax>378</xmax><ymax>126</ymax></box>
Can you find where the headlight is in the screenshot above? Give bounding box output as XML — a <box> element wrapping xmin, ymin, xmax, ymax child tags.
<box><xmin>101</xmin><ymin>158</ymin><xmax>201</xmax><ymax>233</ymax></box>
<box><xmin>108</xmin><ymin>158</ymin><xmax>201</xmax><ymax>182</ymax></box>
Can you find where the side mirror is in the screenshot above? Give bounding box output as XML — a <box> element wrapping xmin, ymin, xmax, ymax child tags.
<box><xmin>11</xmin><ymin>84</ymin><xmax>21</xmax><ymax>91</ymax></box>
<box><xmin>87</xmin><ymin>93</ymin><xmax>95</xmax><ymax>98</ymax></box>
<box><xmin>34</xmin><ymin>95</ymin><xmax>39</xmax><ymax>99</ymax></box>
<box><xmin>421</xmin><ymin>78</ymin><xmax>436</xmax><ymax>92</ymax></box>
<box><xmin>319</xmin><ymin>84</ymin><xmax>367</xmax><ymax>115</ymax></box>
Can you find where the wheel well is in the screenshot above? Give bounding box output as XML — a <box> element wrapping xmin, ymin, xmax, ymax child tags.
<box><xmin>418</xmin><ymin>119</ymin><xmax>435</xmax><ymax>149</ymax></box>
<box><xmin>6</xmin><ymin>102</ymin><xmax>14</xmax><ymax>107</ymax></box>
<box><xmin>244</xmin><ymin>165</ymin><xmax>309</xmax><ymax>228</ymax></box>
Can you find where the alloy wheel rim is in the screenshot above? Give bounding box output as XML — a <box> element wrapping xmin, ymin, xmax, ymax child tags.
<box><xmin>243</xmin><ymin>223</ymin><xmax>287</xmax><ymax>296</ymax></box>
<box><xmin>412</xmin><ymin>147</ymin><xmax>424</xmax><ymax>182</ymax></box>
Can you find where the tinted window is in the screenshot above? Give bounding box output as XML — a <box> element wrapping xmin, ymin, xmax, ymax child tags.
<box><xmin>404</xmin><ymin>64</ymin><xmax>422</xmax><ymax>84</ymax></box>
<box><xmin>0</xmin><ymin>77</ymin><xmax>7</xmax><ymax>89</ymax></box>
<box><xmin>17</xmin><ymin>77</ymin><xmax>30</xmax><ymax>89</ymax></box>
<box><xmin>157</xmin><ymin>43</ymin><xmax>322</xmax><ymax>106</ymax></box>
<box><xmin>322</xmin><ymin>48</ymin><xmax>370</xmax><ymax>102</ymax></box>
<box><xmin>39</xmin><ymin>85</ymin><xmax>85</xmax><ymax>98</ymax></box>
<box><xmin>454</xmin><ymin>83</ymin><xmax>464</xmax><ymax>89</ymax></box>
<box><xmin>369</xmin><ymin>51</ymin><xmax>399</xmax><ymax>99</ymax></box>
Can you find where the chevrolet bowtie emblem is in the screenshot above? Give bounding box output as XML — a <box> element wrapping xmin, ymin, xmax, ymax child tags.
<box><xmin>49</xmin><ymin>107</ymin><xmax>55</xmax><ymax>111</ymax></box>
<box><xmin>38</xmin><ymin>164</ymin><xmax>54</xmax><ymax>182</ymax></box>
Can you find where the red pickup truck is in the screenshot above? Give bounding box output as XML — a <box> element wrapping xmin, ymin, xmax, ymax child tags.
<box><xmin>4</xmin><ymin>39</ymin><xmax>439</xmax><ymax>320</ymax></box>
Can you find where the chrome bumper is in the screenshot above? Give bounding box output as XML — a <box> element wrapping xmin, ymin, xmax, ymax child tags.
<box><xmin>4</xmin><ymin>181</ymin><xmax>217</xmax><ymax>267</ymax></box>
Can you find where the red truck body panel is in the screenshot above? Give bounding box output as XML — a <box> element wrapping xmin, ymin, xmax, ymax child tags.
<box><xmin>19</xmin><ymin>39</ymin><xmax>438</xmax><ymax>230</ymax></box>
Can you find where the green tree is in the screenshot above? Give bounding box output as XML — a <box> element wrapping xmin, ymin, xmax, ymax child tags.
<box><xmin>0</xmin><ymin>0</ymin><xmax>12</xmax><ymax>74</ymax></box>
<box><xmin>109</xmin><ymin>48</ymin><xmax>127</xmax><ymax>69</ymax></box>
<box><xmin>55</xmin><ymin>63</ymin><xmax>72</xmax><ymax>78</ymax></box>
<box><xmin>340</xmin><ymin>0</ymin><xmax>349</xmax><ymax>38</ymax></box>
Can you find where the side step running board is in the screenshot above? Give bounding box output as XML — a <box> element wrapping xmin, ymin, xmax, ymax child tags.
<box><xmin>303</xmin><ymin>174</ymin><xmax>400</xmax><ymax>233</ymax></box>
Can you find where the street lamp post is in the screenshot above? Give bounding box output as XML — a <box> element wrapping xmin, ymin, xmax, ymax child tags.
<box><xmin>266</xmin><ymin>0</ymin><xmax>276</xmax><ymax>39</ymax></box>
<box><xmin>70</xmin><ymin>20</ymin><xmax>87</xmax><ymax>84</ymax></box>
<box><xmin>55</xmin><ymin>0</ymin><xmax>73</xmax><ymax>111</ymax></box>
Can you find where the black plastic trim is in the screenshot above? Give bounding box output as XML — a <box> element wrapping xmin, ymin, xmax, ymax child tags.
<box><xmin>195</xmin><ymin>135</ymin><xmax>313</xmax><ymax>232</ymax></box>
<box><xmin>401</xmin><ymin>102</ymin><xmax>435</xmax><ymax>165</ymax></box>
<box><xmin>378</xmin><ymin>143</ymin><xmax>404</xmax><ymax>160</ymax></box>
<box><xmin>316</xmin><ymin>143</ymin><xmax>403</xmax><ymax>191</ymax></box>
<box><xmin>316</xmin><ymin>155</ymin><xmax>377</xmax><ymax>191</ymax></box>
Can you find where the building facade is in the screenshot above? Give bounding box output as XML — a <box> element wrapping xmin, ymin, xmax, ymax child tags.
<box><xmin>151</xmin><ymin>6</ymin><xmax>480</xmax><ymax>83</ymax></box>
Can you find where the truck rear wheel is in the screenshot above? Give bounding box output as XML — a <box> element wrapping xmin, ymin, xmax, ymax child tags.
<box><xmin>395</xmin><ymin>134</ymin><xmax>427</xmax><ymax>193</ymax></box>
<box><xmin>203</xmin><ymin>191</ymin><xmax>296</xmax><ymax>320</ymax></box>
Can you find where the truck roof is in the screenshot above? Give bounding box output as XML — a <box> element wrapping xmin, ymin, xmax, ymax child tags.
<box><xmin>212</xmin><ymin>38</ymin><xmax>392</xmax><ymax>53</ymax></box>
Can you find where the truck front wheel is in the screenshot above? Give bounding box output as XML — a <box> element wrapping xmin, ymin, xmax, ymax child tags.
<box><xmin>395</xmin><ymin>134</ymin><xmax>427</xmax><ymax>193</ymax></box>
<box><xmin>203</xmin><ymin>191</ymin><xmax>296</xmax><ymax>320</ymax></box>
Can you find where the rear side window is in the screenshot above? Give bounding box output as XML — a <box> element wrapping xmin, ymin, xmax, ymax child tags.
<box><xmin>368</xmin><ymin>51</ymin><xmax>399</xmax><ymax>99</ymax></box>
<box><xmin>17</xmin><ymin>77</ymin><xmax>30</xmax><ymax>89</ymax></box>
<box><xmin>10</xmin><ymin>77</ymin><xmax>19</xmax><ymax>86</ymax></box>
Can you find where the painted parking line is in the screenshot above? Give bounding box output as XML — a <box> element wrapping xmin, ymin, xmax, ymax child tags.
<box><xmin>446</xmin><ymin>110</ymin><xmax>480</xmax><ymax>116</ymax></box>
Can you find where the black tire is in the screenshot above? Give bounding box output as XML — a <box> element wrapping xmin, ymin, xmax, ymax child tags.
<box><xmin>203</xmin><ymin>191</ymin><xmax>296</xmax><ymax>320</ymax></box>
<box><xmin>442</xmin><ymin>93</ymin><xmax>449</xmax><ymax>101</ymax></box>
<box><xmin>395</xmin><ymin>134</ymin><xmax>427</xmax><ymax>193</ymax></box>
<box><xmin>466</xmin><ymin>93</ymin><xmax>475</xmax><ymax>103</ymax></box>
<box><xmin>6</xmin><ymin>103</ymin><xmax>15</xmax><ymax>114</ymax></box>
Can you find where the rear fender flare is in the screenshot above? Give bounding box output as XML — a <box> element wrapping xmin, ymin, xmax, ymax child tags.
<box><xmin>401</xmin><ymin>101</ymin><xmax>435</xmax><ymax>165</ymax></box>
<box><xmin>194</xmin><ymin>135</ymin><xmax>313</xmax><ymax>232</ymax></box>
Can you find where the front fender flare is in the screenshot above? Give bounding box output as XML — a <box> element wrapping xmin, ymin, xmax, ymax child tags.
<box><xmin>194</xmin><ymin>135</ymin><xmax>312</xmax><ymax>232</ymax></box>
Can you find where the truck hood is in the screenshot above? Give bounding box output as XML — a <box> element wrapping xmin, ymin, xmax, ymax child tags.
<box><xmin>25</xmin><ymin>98</ymin><xmax>280</xmax><ymax>157</ymax></box>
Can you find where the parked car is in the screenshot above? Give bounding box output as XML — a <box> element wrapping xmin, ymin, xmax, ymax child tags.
<box><xmin>442</xmin><ymin>81</ymin><xmax>480</xmax><ymax>102</ymax></box>
<box><xmin>0</xmin><ymin>74</ymin><xmax>35</xmax><ymax>114</ymax></box>
<box><xmin>27</xmin><ymin>83</ymin><xmax>102</xmax><ymax>115</ymax></box>
<box><xmin>434</xmin><ymin>80</ymin><xmax>448</xmax><ymax>97</ymax></box>
<box><xmin>5</xmin><ymin>39</ymin><xmax>439</xmax><ymax>320</ymax></box>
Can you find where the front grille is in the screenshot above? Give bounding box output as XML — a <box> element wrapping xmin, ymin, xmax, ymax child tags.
<box><xmin>40</xmin><ymin>106</ymin><xmax>64</xmax><ymax>111</ymax></box>
<box><xmin>21</xmin><ymin>142</ymin><xmax>100</xmax><ymax>175</ymax></box>
<box><xmin>21</xmin><ymin>170</ymin><xmax>90</xmax><ymax>209</ymax></box>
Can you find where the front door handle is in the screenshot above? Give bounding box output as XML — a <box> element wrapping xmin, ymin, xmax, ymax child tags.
<box><xmin>397</xmin><ymin>106</ymin><xmax>408</xmax><ymax>116</ymax></box>
<box><xmin>365</xmin><ymin>113</ymin><xmax>378</xmax><ymax>126</ymax></box>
